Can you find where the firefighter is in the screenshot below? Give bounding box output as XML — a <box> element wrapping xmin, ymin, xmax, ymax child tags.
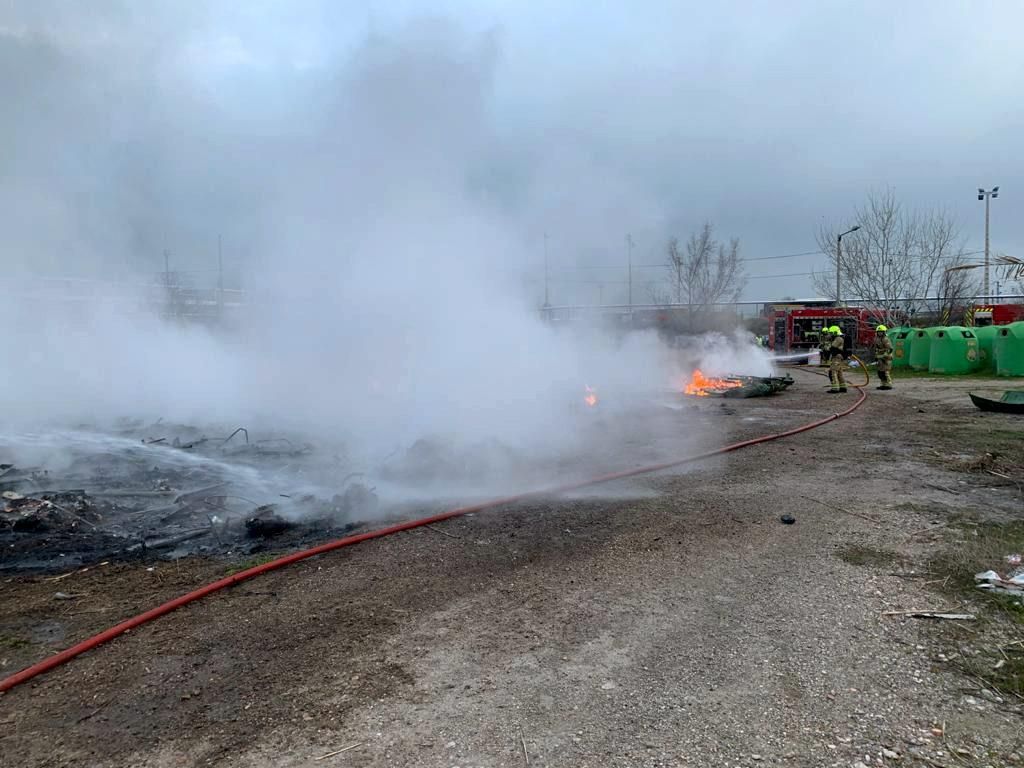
<box><xmin>828</xmin><ymin>325</ymin><xmax>847</xmax><ymax>393</ymax></box>
<box><xmin>873</xmin><ymin>324</ymin><xmax>894</xmax><ymax>390</ymax></box>
<box><xmin>818</xmin><ymin>325</ymin><xmax>833</xmax><ymax>367</ymax></box>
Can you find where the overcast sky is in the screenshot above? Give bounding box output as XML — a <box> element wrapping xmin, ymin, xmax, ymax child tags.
<box><xmin>2</xmin><ymin>0</ymin><xmax>1022</xmax><ymax>302</ymax></box>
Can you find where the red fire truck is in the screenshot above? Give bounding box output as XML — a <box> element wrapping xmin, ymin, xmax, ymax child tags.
<box><xmin>769</xmin><ymin>307</ymin><xmax>879</xmax><ymax>354</ymax></box>
<box><xmin>971</xmin><ymin>304</ymin><xmax>1024</xmax><ymax>326</ymax></box>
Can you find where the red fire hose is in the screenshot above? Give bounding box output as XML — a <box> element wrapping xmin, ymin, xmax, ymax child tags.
<box><xmin>0</xmin><ymin>385</ymin><xmax>866</xmax><ymax>695</ymax></box>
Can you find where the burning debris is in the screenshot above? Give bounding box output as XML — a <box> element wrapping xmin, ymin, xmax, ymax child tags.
<box><xmin>684</xmin><ymin>370</ymin><xmax>745</xmax><ymax>397</ymax></box>
<box><xmin>584</xmin><ymin>385</ymin><xmax>599</xmax><ymax>408</ymax></box>
<box><xmin>683</xmin><ymin>369</ymin><xmax>795</xmax><ymax>398</ymax></box>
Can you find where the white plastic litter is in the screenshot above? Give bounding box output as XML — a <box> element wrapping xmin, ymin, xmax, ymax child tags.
<box><xmin>975</xmin><ymin>569</ymin><xmax>1024</xmax><ymax>598</ymax></box>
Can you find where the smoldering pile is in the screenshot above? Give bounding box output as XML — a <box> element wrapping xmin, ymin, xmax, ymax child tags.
<box><xmin>0</xmin><ymin>423</ymin><xmax>381</xmax><ymax>573</ymax></box>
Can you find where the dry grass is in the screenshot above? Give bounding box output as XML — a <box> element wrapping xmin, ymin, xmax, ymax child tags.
<box><xmin>929</xmin><ymin>521</ymin><xmax>1024</xmax><ymax>699</ymax></box>
<box><xmin>836</xmin><ymin>544</ymin><xmax>902</xmax><ymax>568</ymax></box>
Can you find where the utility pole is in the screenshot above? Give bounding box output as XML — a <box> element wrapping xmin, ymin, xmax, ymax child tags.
<box><xmin>978</xmin><ymin>186</ymin><xmax>999</xmax><ymax>301</ymax></box>
<box><xmin>217</xmin><ymin>234</ymin><xmax>224</xmax><ymax>316</ymax></box>
<box><xmin>626</xmin><ymin>233</ymin><xmax>634</xmax><ymax>309</ymax></box>
<box><xmin>835</xmin><ymin>225</ymin><xmax>860</xmax><ymax>306</ymax></box>
<box><xmin>543</xmin><ymin>232</ymin><xmax>550</xmax><ymax>308</ymax></box>
<box><xmin>163</xmin><ymin>248</ymin><xmax>172</xmax><ymax>319</ymax></box>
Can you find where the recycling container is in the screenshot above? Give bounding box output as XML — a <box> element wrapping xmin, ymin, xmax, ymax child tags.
<box><xmin>928</xmin><ymin>327</ymin><xmax>980</xmax><ymax>374</ymax></box>
<box><xmin>891</xmin><ymin>329</ymin><xmax>914</xmax><ymax>369</ymax></box>
<box><xmin>973</xmin><ymin>324</ymin><xmax>999</xmax><ymax>369</ymax></box>
<box><xmin>994</xmin><ymin>321</ymin><xmax>1024</xmax><ymax>377</ymax></box>
<box><xmin>908</xmin><ymin>327</ymin><xmax>941</xmax><ymax>371</ymax></box>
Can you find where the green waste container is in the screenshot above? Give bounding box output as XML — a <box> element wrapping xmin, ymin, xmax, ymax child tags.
<box><xmin>908</xmin><ymin>327</ymin><xmax>941</xmax><ymax>371</ymax></box>
<box><xmin>892</xmin><ymin>329</ymin><xmax>914</xmax><ymax>369</ymax></box>
<box><xmin>974</xmin><ymin>325</ymin><xmax>999</xmax><ymax>369</ymax></box>
<box><xmin>994</xmin><ymin>321</ymin><xmax>1024</xmax><ymax>377</ymax></box>
<box><xmin>928</xmin><ymin>327</ymin><xmax>980</xmax><ymax>374</ymax></box>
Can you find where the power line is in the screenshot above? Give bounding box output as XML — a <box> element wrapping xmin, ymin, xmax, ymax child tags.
<box><xmin>742</xmin><ymin>250</ymin><xmax>825</xmax><ymax>262</ymax></box>
<box><xmin>748</xmin><ymin>271</ymin><xmax>816</xmax><ymax>279</ymax></box>
<box><xmin>556</xmin><ymin>249</ymin><xmax>826</xmax><ymax>271</ymax></box>
<box><xmin>747</xmin><ymin>249</ymin><xmax>988</xmax><ymax>281</ymax></box>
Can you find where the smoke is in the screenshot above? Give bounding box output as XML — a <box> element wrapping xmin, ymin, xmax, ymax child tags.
<box><xmin>685</xmin><ymin>331</ymin><xmax>775</xmax><ymax>378</ymax></box>
<box><xmin>0</xmin><ymin>7</ymin><xmax>772</xmax><ymax>503</ymax></box>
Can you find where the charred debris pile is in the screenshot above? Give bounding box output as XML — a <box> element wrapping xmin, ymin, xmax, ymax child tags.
<box><xmin>0</xmin><ymin>421</ymin><xmax>379</xmax><ymax>573</ymax></box>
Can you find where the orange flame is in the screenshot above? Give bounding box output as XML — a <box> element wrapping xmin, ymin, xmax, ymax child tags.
<box><xmin>683</xmin><ymin>369</ymin><xmax>743</xmax><ymax>397</ymax></box>
<box><xmin>584</xmin><ymin>385</ymin><xmax>598</xmax><ymax>407</ymax></box>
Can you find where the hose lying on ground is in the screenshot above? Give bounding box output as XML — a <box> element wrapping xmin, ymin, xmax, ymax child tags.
<box><xmin>0</xmin><ymin>387</ymin><xmax>867</xmax><ymax>695</ymax></box>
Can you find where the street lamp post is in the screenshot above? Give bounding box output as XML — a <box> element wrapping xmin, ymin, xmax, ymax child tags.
<box><xmin>978</xmin><ymin>186</ymin><xmax>999</xmax><ymax>302</ymax></box>
<box><xmin>835</xmin><ymin>225</ymin><xmax>860</xmax><ymax>306</ymax></box>
<box><xmin>626</xmin><ymin>233</ymin><xmax>634</xmax><ymax>309</ymax></box>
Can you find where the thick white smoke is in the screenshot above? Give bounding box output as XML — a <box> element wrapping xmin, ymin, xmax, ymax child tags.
<box><xmin>0</xmin><ymin>10</ymin><xmax>771</xmax><ymax>500</ymax></box>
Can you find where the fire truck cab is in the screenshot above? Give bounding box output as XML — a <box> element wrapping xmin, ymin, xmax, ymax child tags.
<box><xmin>971</xmin><ymin>304</ymin><xmax>1024</xmax><ymax>327</ymax></box>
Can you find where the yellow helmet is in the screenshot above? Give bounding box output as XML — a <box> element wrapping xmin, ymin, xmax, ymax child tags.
<box><xmin>831</xmin><ymin>325</ymin><xmax>843</xmax><ymax>335</ymax></box>
<box><xmin>876</xmin><ymin>324</ymin><xmax>888</xmax><ymax>332</ymax></box>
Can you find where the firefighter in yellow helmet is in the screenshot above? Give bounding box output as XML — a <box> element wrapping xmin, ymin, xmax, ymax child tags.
<box><xmin>873</xmin><ymin>324</ymin><xmax>894</xmax><ymax>390</ymax></box>
<box><xmin>817</xmin><ymin>325</ymin><xmax>833</xmax><ymax>367</ymax></box>
<box><xmin>827</xmin><ymin>325</ymin><xmax>847</xmax><ymax>393</ymax></box>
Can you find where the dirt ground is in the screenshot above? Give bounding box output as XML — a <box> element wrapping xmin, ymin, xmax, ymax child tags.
<box><xmin>2</xmin><ymin>369</ymin><xmax>1023</xmax><ymax>768</ymax></box>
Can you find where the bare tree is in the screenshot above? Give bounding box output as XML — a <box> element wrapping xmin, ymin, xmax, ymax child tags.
<box><xmin>665</xmin><ymin>222</ymin><xmax>745</xmax><ymax>327</ymax></box>
<box><xmin>934</xmin><ymin>260</ymin><xmax>977</xmax><ymax>325</ymax></box>
<box><xmin>811</xmin><ymin>188</ymin><xmax>972</xmax><ymax>325</ymax></box>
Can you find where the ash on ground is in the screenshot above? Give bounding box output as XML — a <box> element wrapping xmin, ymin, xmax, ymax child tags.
<box><xmin>0</xmin><ymin>422</ymin><xmax>380</xmax><ymax>573</ymax></box>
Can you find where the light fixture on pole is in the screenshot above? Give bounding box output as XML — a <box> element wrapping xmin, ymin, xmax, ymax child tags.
<box><xmin>835</xmin><ymin>225</ymin><xmax>860</xmax><ymax>306</ymax></box>
<box><xmin>977</xmin><ymin>186</ymin><xmax>999</xmax><ymax>301</ymax></box>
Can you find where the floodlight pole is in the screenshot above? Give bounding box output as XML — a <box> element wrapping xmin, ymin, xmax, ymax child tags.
<box><xmin>978</xmin><ymin>186</ymin><xmax>999</xmax><ymax>301</ymax></box>
<box><xmin>835</xmin><ymin>225</ymin><xmax>860</xmax><ymax>306</ymax></box>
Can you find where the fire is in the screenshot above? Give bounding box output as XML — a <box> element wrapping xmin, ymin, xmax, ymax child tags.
<box><xmin>683</xmin><ymin>369</ymin><xmax>743</xmax><ymax>397</ymax></box>
<box><xmin>584</xmin><ymin>385</ymin><xmax>598</xmax><ymax>407</ymax></box>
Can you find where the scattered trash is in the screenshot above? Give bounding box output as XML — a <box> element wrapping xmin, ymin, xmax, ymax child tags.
<box><xmin>245</xmin><ymin>506</ymin><xmax>295</xmax><ymax>538</ymax></box>
<box><xmin>53</xmin><ymin>592</ymin><xmax>81</xmax><ymax>601</ymax></box>
<box><xmin>2</xmin><ymin>493</ymin><xmax>100</xmax><ymax>533</ymax></box>
<box><xmin>174</xmin><ymin>483</ymin><xmax>230</xmax><ymax>505</ymax></box>
<box><xmin>882</xmin><ymin>608</ymin><xmax>976</xmax><ymax>620</ymax></box>
<box><xmin>1006</xmin><ymin>553</ymin><xmax>1022</xmax><ymax>567</ymax></box>
<box><xmin>780</xmin><ymin>515</ymin><xmax>796</xmax><ymax>525</ymax></box>
<box><xmin>222</xmin><ymin>426</ymin><xmax>250</xmax><ymax>448</ymax></box>
<box><xmin>329</xmin><ymin>482</ymin><xmax>378</xmax><ymax>523</ymax></box>
<box><xmin>975</xmin><ymin>569</ymin><xmax>1024</xmax><ymax>598</ymax></box>
<box><xmin>126</xmin><ymin>528</ymin><xmax>211</xmax><ymax>553</ymax></box>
